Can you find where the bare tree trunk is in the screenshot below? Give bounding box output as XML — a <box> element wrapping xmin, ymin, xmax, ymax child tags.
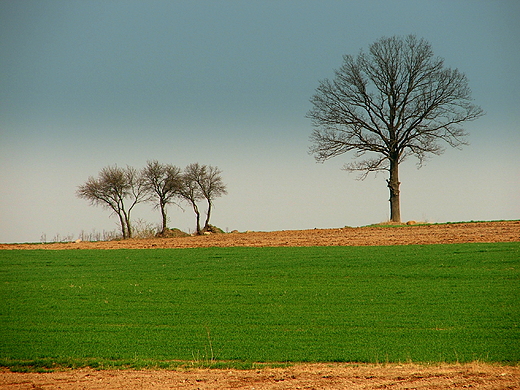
<box><xmin>117</xmin><ymin>212</ymin><xmax>127</xmax><ymax>239</ymax></box>
<box><xmin>204</xmin><ymin>201</ymin><xmax>212</xmax><ymax>230</ymax></box>
<box><xmin>189</xmin><ymin>201</ymin><xmax>201</xmax><ymax>235</ymax></box>
<box><xmin>160</xmin><ymin>201</ymin><xmax>167</xmax><ymax>234</ymax></box>
<box><xmin>123</xmin><ymin>210</ymin><xmax>132</xmax><ymax>239</ymax></box>
<box><xmin>387</xmin><ymin>157</ymin><xmax>401</xmax><ymax>223</ymax></box>
<box><xmin>195</xmin><ymin>209</ymin><xmax>201</xmax><ymax>235</ymax></box>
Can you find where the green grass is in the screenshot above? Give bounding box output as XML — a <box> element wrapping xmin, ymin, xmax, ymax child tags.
<box><xmin>1</xmin><ymin>243</ymin><xmax>519</xmax><ymax>370</ymax></box>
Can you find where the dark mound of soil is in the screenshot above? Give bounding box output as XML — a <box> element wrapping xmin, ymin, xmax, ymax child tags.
<box><xmin>155</xmin><ymin>228</ymin><xmax>190</xmax><ymax>238</ymax></box>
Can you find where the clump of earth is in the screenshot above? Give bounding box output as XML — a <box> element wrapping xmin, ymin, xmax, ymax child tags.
<box><xmin>155</xmin><ymin>227</ymin><xmax>190</xmax><ymax>238</ymax></box>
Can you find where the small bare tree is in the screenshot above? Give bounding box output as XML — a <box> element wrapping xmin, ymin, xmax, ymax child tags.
<box><xmin>124</xmin><ymin>166</ymin><xmax>149</xmax><ymax>237</ymax></box>
<box><xmin>180</xmin><ymin>163</ymin><xmax>205</xmax><ymax>235</ymax></box>
<box><xmin>180</xmin><ymin>163</ymin><xmax>227</xmax><ymax>234</ymax></box>
<box><xmin>308</xmin><ymin>35</ymin><xmax>483</xmax><ymax>223</ymax></box>
<box><xmin>197</xmin><ymin>165</ymin><xmax>227</xmax><ymax>231</ymax></box>
<box><xmin>142</xmin><ymin>160</ymin><xmax>183</xmax><ymax>235</ymax></box>
<box><xmin>77</xmin><ymin>165</ymin><xmax>148</xmax><ymax>239</ymax></box>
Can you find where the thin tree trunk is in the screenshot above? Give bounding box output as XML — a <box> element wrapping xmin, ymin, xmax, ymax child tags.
<box><xmin>195</xmin><ymin>210</ymin><xmax>201</xmax><ymax>235</ymax></box>
<box><xmin>387</xmin><ymin>157</ymin><xmax>401</xmax><ymax>223</ymax></box>
<box><xmin>160</xmin><ymin>201</ymin><xmax>167</xmax><ymax>234</ymax></box>
<box><xmin>123</xmin><ymin>210</ymin><xmax>132</xmax><ymax>239</ymax></box>
<box><xmin>204</xmin><ymin>201</ymin><xmax>212</xmax><ymax>230</ymax></box>
<box><xmin>117</xmin><ymin>212</ymin><xmax>127</xmax><ymax>239</ymax></box>
<box><xmin>190</xmin><ymin>202</ymin><xmax>201</xmax><ymax>235</ymax></box>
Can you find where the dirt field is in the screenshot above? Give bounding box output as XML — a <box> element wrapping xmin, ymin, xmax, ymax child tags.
<box><xmin>2</xmin><ymin>221</ymin><xmax>519</xmax><ymax>389</ymax></box>
<box><xmin>2</xmin><ymin>220</ymin><xmax>519</xmax><ymax>250</ymax></box>
<box><xmin>1</xmin><ymin>362</ymin><xmax>519</xmax><ymax>390</ymax></box>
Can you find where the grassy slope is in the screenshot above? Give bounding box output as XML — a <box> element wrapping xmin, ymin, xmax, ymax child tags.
<box><xmin>1</xmin><ymin>243</ymin><xmax>519</xmax><ymax>369</ymax></box>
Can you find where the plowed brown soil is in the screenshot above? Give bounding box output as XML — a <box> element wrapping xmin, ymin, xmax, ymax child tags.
<box><xmin>2</xmin><ymin>363</ymin><xmax>519</xmax><ymax>390</ymax></box>
<box><xmin>2</xmin><ymin>220</ymin><xmax>519</xmax><ymax>250</ymax></box>
<box><xmin>2</xmin><ymin>221</ymin><xmax>519</xmax><ymax>389</ymax></box>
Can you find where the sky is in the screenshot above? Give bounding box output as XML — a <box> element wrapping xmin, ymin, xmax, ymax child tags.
<box><xmin>1</xmin><ymin>0</ymin><xmax>519</xmax><ymax>243</ymax></box>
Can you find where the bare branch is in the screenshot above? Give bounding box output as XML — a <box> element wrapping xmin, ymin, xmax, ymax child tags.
<box><xmin>343</xmin><ymin>155</ymin><xmax>389</xmax><ymax>180</ymax></box>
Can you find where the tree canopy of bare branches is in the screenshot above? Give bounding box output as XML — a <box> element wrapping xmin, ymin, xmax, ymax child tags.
<box><xmin>308</xmin><ymin>35</ymin><xmax>483</xmax><ymax>223</ymax></box>
<box><xmin>76</xmin><ymin>165</ymin><xmax>148</xmax><ymax>239</ymax></box>
<box><xmin>180</xmin><ymin>163</ymin><xmax>227</xmax><ymax>235</ymax></box>
<box><xmin>142</xmin><ymin>160</ymin><xmax>183</xmax><ymax>235</ymax></box>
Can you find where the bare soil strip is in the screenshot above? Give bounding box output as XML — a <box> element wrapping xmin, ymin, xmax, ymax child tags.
<box><xmin>1</xmin><ymin>363</ymin><xmax>519</xmax><ymax>389</ymax></box>
<box><xmin>2</xmin><ymin>221</ymin><xmax>519</xmax><ymax>250</ymax></box>
<box><xmin>2</xmin><ymin>221</ymin><xmax>519</xmax><ymax>388</ymax></box>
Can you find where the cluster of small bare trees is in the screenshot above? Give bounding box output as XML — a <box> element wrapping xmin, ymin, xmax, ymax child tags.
<box><xmin>77</xmin><ymin>161</ymin><xmax>227</xmax><ymax>239</ymax></box>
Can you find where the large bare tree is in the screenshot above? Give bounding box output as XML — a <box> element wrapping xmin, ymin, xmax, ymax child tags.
<box><xmin>308</xmin><ymin>35</ymin><xmax>483</xmax><ymax>223</ymax></box>
<box><xmin>77</xmin><ymin>165</ymin><xmax>148</xmax><ymax>238</ymax></box>
<box><xmin>180</xmin><ymin>163</ymin><xmax>227</xmax><ymax>234</ymax></box>
<box><xmin>142</xmin><ymin>160</ymin><xmax>183</xmax><ymax>235</ymax></box>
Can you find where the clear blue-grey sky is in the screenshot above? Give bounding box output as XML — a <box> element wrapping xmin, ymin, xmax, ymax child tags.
<box><xmin>1</xmin><ymin>0</ymin><xmax>519</xmax><ymax>243</ymax></box>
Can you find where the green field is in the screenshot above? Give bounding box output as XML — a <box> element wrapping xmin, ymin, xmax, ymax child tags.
<box><xmin>1</xmin><ymin>243</ymin><xmax>519</xmax><ymax>369</ymax></box>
